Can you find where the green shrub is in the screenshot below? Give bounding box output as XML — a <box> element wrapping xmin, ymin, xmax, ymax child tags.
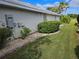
<box><xmin>77</xmin><ymin>15</ymin><xmax>79</xmax><ymax>24</ymax></box>
<box><xmin>60</xmin><ymin>15</ymin><xmax>71</xmax><ymax>24</ymax></box>
<box><xmin>21</xmin><ymin>27</ymin><xmax>31</xmax><ymax>39</ymax></box>
<box><xmin>0</xmin><ymin>28</ymin><xmax>12</xmax><ymax>48</ymax></box>
<box><xmin>38</xmin><ymin>21</ymin><xmax>60</xmax><ymax>33</ymax></box>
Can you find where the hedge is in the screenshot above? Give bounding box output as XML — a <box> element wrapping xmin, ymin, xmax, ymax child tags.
<box><xmin>0</xmin><ymin>28</ymin><xmax>12</xmax><ymax>49</ymax></box>
<box><xmin>38</xmin><ymin>21</ymin><xmax>60</xmax><ymax>33</ymax></box>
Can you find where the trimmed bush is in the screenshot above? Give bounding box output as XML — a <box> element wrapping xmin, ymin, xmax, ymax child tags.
<box><xmin>38</xmin><ymin>21</ymin><xmax>60</xmax><ymax>33</ymax></box>
<box><xmin>21</xmin><ymin>27</ymin><xmax>31</xmax><ymax>39</ymax></box>
<box><xmin>0</xmin><ymin>28</ymin><xmax>12</xmax><ymax>49</ymax></box>
<box><xmin>77</xmin><ymin>15</ymin><xmax>79</xmax><ymax>24</ymax></box>
<box><xmin>60</xmin><ymin>15</ymin><xmax>71</xmax><ymax>24</ymax></box>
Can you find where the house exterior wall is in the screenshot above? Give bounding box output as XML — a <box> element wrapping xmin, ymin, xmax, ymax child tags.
<box><xmin>0</xmin><ymin>7</ymin><xmax>44</xmax><ymax>37</ymax></box>
<box><xmin>0</xmin><ymin>7</ymin><xmax>60</xmax><ymax>38</ymax></box>
<box><xmin>55</xmin><ymin>16</ymin><xmax>60</xmax><ymax>21</ymax></box>
<box><xmin>46</xmin><ymin>14</ymin><xmax>60</xmax><ymax>21</ymax></box>
<box><xmin>0</xmin><ymin>9</ymin><xmax>7</xmax><ymax>27</ymax></box>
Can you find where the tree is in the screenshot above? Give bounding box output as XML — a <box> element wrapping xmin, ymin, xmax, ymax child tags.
<box><xmin>47</xmin><ymin>7</ymin><xmax>60</xmax><ymax>13</ymax></box>
<box><xmin>59</xmin><ymin>2</ymin><xmax>68</xmax><ymax>13</ymax></box>
<box><xmin>68</xmin><ymin>14</ymin><xmax>78</xmax><ymax>19</ymax></box>
<box><xmin>47</xmin><ymin>2</ymin><xmax>68</xmax><ymax>14</ymax></box>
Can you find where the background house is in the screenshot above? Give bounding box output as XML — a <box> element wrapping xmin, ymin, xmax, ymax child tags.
<box><xmin>0</xmin><ymin>0</ymin><xmax>60</xmax><ymax>38</ymax></box>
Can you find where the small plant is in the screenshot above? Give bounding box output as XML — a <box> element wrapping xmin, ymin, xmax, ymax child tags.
<box><xmin>38</xmin><ymin>21</ymin><xmax>60</xmax><ymax>33</ymax></box>
<box><xmin>60</xmin><ymin>15</ymin><xmax>71</xmax><ymax>24</ymax></box>
<box><xmin>21</xmin><ymin>27</ymin><xmax>31</xmax><ymax>39</ymax></box>
<box><xmin>0</xmin><ymin>28</ymin><xmax>12</xmax><ymax>49</ymax></box>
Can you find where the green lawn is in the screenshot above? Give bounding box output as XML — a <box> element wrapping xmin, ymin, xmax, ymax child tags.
<box><xmin>5</xmin><ymin>19</ymin><xmax>78</xmax><ymax>59</ymax></box>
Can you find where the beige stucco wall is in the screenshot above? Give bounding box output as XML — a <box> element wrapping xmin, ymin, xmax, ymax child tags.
<box><xmin>0</xmin><ymin>7</ymin><xmax>44</xmax><ymax>37</ymax></box>
<box><xmin>0</xmin><ymin>8</ymin><xmax>7</xmax><ymax>27</ymax></box>
<box><xmin>0</xmin><ymin>8</ymin><xmax>44</xmax><ymax>31</ymax></box>
<box><xmin>46</xmin><ymin>14</ymin><xmax>59</xmax><ymax>21</ymax></box>
<box><xmin>0</xmin><ymin>7</ymin><xmax>60</xmax><ymax>38</ymax></box>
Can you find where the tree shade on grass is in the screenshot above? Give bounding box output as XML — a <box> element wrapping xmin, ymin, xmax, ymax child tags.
<box><xmin>4</xmin><ymin>19</ymin><xmax>78</xmax><ymax>59</ymax></box>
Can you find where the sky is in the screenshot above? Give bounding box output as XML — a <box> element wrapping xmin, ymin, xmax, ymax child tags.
<box><xmin>20</xmin><ymin>0</ymin><xmax>79</xmax><ymax>14</ymax></box>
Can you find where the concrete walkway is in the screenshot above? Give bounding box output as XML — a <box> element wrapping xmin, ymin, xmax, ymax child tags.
<box><xmin>0</xmin><ymin>31</ymin><xmax>60</xmax><ymax>59</ymax></box>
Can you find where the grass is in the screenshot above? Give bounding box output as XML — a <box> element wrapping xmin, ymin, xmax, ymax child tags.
<box><xmin>4</xmin><ymin>19</ymin><xmax>78</xmax><ymax>59</ymax></box>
